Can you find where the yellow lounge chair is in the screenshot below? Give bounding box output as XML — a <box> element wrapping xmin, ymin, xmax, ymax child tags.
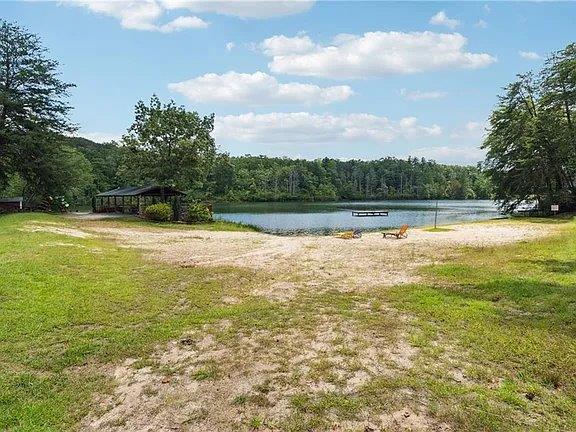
<box><xmin>336</xmin><ymin>229</ymin><xmax>362</xmax><ymax>239</ymax></box>
<box><xmin>383</xmin><ymin>224</ymin><xmax>409</xmax><ymax>239</ymax></box>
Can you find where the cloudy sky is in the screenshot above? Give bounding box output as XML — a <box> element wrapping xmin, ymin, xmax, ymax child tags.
<box><xmin>4</xmin><ymin>1</ymin><xmax>575</xmax><ymax>164</ymax></box>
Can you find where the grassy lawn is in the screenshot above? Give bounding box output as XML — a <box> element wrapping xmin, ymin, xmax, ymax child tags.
<box><xmin>383</xmin><ymin>216</ymin><xmax>576</xmax><ymax>431</ymax></box>
<box><xmin>0</xmin><ymin>213</ymin><xmax>269</xmax><ymax>431</ymax></box>
<box><xmin>70</xmin><ymin>214</ymin><xmax>259</xmax><ymax>232</ymax></box>
<box><xmin>0</xmin><ymin>213</ymin><xmax>574</xmax><ymax>431</ymax></box>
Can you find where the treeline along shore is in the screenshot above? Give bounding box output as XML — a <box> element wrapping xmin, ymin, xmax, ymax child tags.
<box><xmin>61</xmin><ymin>137</ymin><xmax>491</xmax><ymax>204</ymax></box>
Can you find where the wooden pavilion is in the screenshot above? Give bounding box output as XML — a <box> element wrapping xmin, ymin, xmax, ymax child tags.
<box><xmin>0</xmin><ymin>197</ymin><xmax>23</xmax><ymax>212</ymax></box>
<box><xmin>92</xmin><ymin>186</ymin><xmax>185</xmax><ymax>217</ymax></box>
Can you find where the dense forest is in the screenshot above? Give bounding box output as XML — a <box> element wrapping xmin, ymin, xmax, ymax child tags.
<box><xmin>43</xmin><ymin>137</ymin><xmax>491</xmax><ymax>204</ymax></box>
<box><xmin>209</xmin><ymin>155</ymin><xmax>490</xmax><ymax>201</ymax></box>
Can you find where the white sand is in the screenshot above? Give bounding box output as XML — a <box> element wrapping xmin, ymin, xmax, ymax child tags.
<box><xmin>89</xmin><ymin>222</ymin><xmax>549</xmax><ymax>292</ymax></box>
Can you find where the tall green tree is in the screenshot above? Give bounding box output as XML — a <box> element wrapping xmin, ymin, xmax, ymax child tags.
<box><xmin>207</xmin><ymin>153</ymin><xmax>235</xmax><ymax>197</ymax></box>
<box><xmin>119</xmin><ymin>95</ymin><xmax>216</xmax><ymax>194</ymax></box>
<box><xmin>482</xmin><ymin>44</ymin><xmax>576</xmax><ymax>212</ymax></box>
<box><xmin>0</xmin><ymin>20</ymin><xmax>75</xmax><ymax>199</ymax></box>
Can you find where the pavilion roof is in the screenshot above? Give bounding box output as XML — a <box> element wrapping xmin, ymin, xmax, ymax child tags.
<box><xmin>96</xmin><ymin>186</ymin><xmax>185</xmax><ymax>197</ymax></box>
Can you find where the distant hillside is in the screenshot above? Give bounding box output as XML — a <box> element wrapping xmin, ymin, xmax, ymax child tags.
<box><xmin>210</xmin><ymin>155</ymin><xmax>492</xmax><ymax>202</ymax></box>
<box><xmin>63</xmin><ymin>136</ymin><xmax>123</xmax><ymax>195</ymax></box>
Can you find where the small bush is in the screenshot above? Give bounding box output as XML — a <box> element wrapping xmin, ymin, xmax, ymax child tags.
<box><xmin>48</xmin><ymin>196</ymin><xmax>70</xmax><ymax>213</ymax></box>
<box><xmin>144</xmin><ymin>203</ymin><xmax>172</xmax><ymax>222</ymax></box>
<box><xmin>186</xmin><ymin>202</ymin><xmax>213</xmax><ymax>223</ymax></box>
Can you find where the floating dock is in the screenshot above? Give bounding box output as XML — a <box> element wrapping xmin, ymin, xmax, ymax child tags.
<box><xmin>351</xmin><ymin>210</ymin><xmax>389</xmax><ymax>217</ymax></box>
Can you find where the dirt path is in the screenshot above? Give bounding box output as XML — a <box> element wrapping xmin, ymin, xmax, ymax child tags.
<box><xmin>82</xmin><ymin>312</ymin><xmax>431</xmax><ymax>432</ymax></box>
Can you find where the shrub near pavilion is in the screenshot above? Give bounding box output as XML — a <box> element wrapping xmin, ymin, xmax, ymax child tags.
<box><xmin>144</xmin><ymin>203</ymin><xmax>173</xmax><ymax>222</ymax></box>
<box><xmin>186</xmin><ymin>201</ymin><xmax>213</xmax><ymax>223</ymax></box>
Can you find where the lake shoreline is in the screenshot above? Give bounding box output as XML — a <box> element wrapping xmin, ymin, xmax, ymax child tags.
<box><xmin>213</xmin><ymin>199</ymin><xmax>502</xmax><ymax>234</ymax></box>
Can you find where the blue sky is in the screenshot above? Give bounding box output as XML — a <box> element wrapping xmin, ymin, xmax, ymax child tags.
<box><xmin>3</xmin><ymin>1</ymin><xmax>575</xmax><ymax>164</ymax></box>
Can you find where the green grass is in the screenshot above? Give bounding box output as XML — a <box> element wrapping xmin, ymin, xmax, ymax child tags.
<box><xmin>423</xmin><ymin>227</ymin><xmax>454</xmax><ymax>232</ymax></box>
<box><xmin>76</xmin><ymin>214</ymin><xmax>259</xmax><ymax>232</ymax></box>
<box><xmin>382</xmin><ymin>216</ymin><xmax>576</xmax><ymax>431</ymax></box>
<box><xmin>1</xmin><ymin>212</ymin><xmax>575</xmax><ymax>431</ymax></box>
<box><xmin>0</xmin><ymin>213</ymin><xmax>269</xmax><ymax>431</ymax></box>
<box><xmin>192</xmin><ymin>365</ymin><xmax>218</xmax><ymax>381</ymax></box>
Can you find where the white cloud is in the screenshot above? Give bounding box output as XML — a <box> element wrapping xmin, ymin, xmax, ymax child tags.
<box><xmin>225</xmin><ymin>42</ymin><xmax>236</xmax><ymax>51</ymax></box>
<box><xmin>260</xmin><ymin>34</ymin><xmax>316</xmax><ymax>56</ymax></box>
<box><xmin>160</xmin><ymin>0</ymin><xmax>315</xmax><ymax>19</ymax></box>
<box><xmin>168</xmin><ymin>71</ymin><xmax>353</xmax><ymax>105</ymax></box>
<box><xmin>519</xmin><ymin>51</ymin><xmax>542</xmax><ymax>60</ymax></box>
<box><xmin>63</xmin><ymin>1</ymin><xmax>208</xmax><ymax>32</ymax></box>
<box><xmin>410</xmin><ymin>145</ymin><xmax>485</xmax><ymax>165</ymax></box>
<box><xmin>400</xmin><ymin>89</ymin><xmax>447</xmax><ymax>101</ymax></box>
<box><xmin>214</xmin><ymin>112</ymin><xmax>441</xmax><ymax>145</ymax></box>
<box><xmin>262</xmin><ymin>32</ymin><xmax>496</xmax><ymax>79</ymax></box>
<box><xmin>429</xmin><ymin>11</ymin><xmax>460</xmax><ymax>30</ymax></box>
<box><xmin>158</xmin><ymin>15</ymin><xmax>209</xmax><ymax>32</ymax></box>
<box><xmin>62</xmin><ymin>0</ymin><xmax>312</xmax><ymax>31</ymax></box>
<box><xmin>475</xmin><ymin>19</ymin><xmax>488</xmax><ymax>29</ymax></box>
<box><xmin>449</xmin><ymin>121</ymin><xmax>486</xmax><ymax>139</ymax></box>
<box><xmin>64</xmin><ymin>1</ymin><xmax>163</xmax><ymax>31</ymax></box>
<box><xmin>411</xmin><ymin>118</ymin><xmax>488</xmax><ymax>164</ymax></box>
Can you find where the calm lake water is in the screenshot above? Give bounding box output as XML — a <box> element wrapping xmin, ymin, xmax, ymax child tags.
<box><xmin>213</xmin><ymin>200</ymin><xmax>501</xmax><ymax>234</ymax></box>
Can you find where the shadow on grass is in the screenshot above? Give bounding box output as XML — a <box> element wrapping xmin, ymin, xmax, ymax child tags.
<box><xmin>448</xmin><ymin>279</ymin><xmax>574</xmax><ymax>330</ymax></box>
<box><xmin>521</xmin><ymin>258</ymin><xmax>576</xmax><ymax>274</ymax></box>
<box><xmin>510</xmin><ymin>213</ymin><xmax>575</xmax><ymax>225</ymax></box>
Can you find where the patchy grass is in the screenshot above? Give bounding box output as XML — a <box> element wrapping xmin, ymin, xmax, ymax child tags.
<box><xmin>72</xmin><ymin>213</ymin><xmax>259</xmax><ymax>232</ymax></box>
<box><xmin>423</xmin><ymin>227</ymin><xmax>454</xmax><ymax>232</ymax></box>
<box><xmin>1</xmin><ymin>212</ymin><xmax>575</xmax><ymax>431</ymax></box>
<box><xmin>0</xmin><ymin>213</ymin><xmax>269</xmax><ymax>431</ymax></box>
<box><xmin>192</xmin><ymin>364</ymin><xmax>219</xmax><ymax>381</ymax></box>
<box><xmin>383</xmin><ymin>215</ymin><xmax>576</xmax><ymax>432</ymax></box>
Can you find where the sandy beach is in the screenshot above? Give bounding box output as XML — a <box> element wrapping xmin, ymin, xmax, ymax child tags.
<box><xmin>87</xmin><ymin>221</ymin><xmax>549</xmax><ymax>295</ymax></box>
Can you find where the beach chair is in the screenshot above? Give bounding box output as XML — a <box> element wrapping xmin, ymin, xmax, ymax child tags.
<box><xmin>336</xmin><ymin>230</ymin><xmax>353</xmax><ymax>239</ymax></box>
<box><xmin>383</xmin><ymin>224</ymin><xmax>409</xmax><ymax>239</ymax></box>
<box><xmin>336</xmin><ymin>229</ymin><xmax>362</xmax><ymax>239</ymax></box>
